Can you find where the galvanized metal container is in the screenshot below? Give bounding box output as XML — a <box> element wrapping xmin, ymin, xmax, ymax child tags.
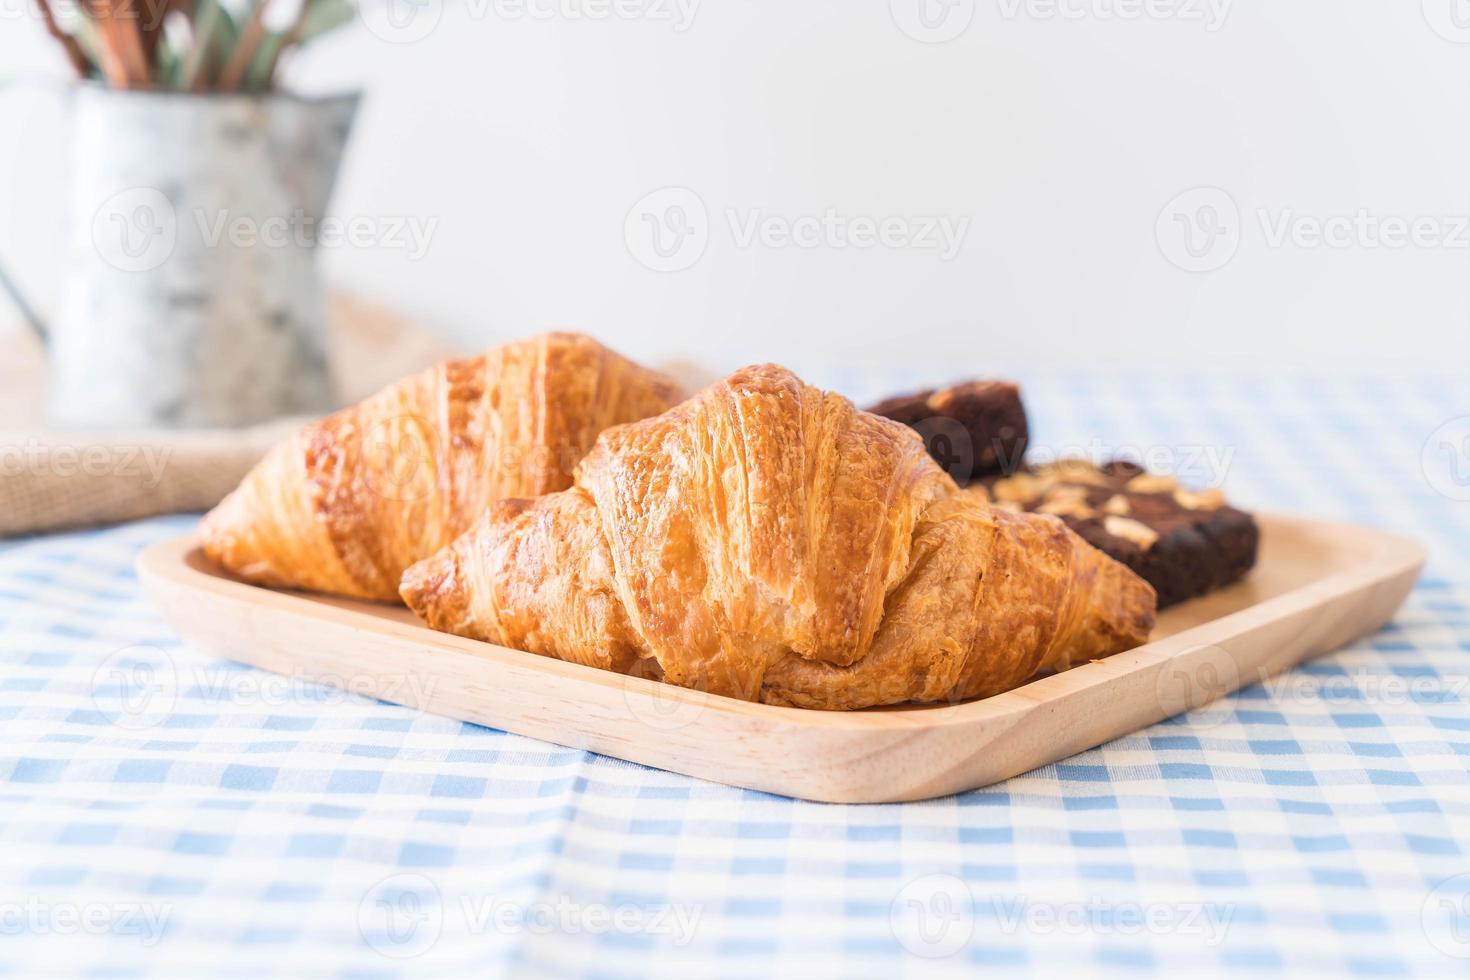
<box><xmin>41</xmin><ymin>86</ymin><xmax>359</xmax><ymax>429</ymax></box>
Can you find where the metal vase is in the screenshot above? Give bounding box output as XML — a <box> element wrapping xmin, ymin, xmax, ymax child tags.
<box><xmin>44</xmin><ymin>87</ymin><xmax>359</xmax><ymax>430</ymax></box>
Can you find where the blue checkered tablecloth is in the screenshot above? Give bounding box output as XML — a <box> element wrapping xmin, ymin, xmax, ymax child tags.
<box><xmin>2</xmin><ymin>372</ymin><xmax>1469</xmax><ymax>979</ymax></box>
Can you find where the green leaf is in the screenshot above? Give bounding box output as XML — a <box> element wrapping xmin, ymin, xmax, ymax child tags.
<box><xmin>154</xmin><ymin>40</ymin><xmax>182</xmax><ymax>87</ymax></box>
<box><xmin>199</xmin><ymin>0</ymin><xmax>242</xmax><ymax>86</ymax></box>
<box><xmin>297</xmin><ymin>0</ymin><xmax>356</xmax><ymax>43</ymax></box>
<box><xmin>210</xmin><ymin>0</ymin><xmax>241</xmax><ymax>47</ymax></box>
<box><xmin>175</xmin><ymin>0</ymin><xmax>226</xmax><ymax>88</ymax></box>
<box><xmin>69</xmin><ymin>19</ymin><xmax>104</xmax><ymax>81</ymax></box>
<box><xmin>242</xmin><ymin>31</ymin><xmax>286</xmax><ymax>90</ymax></box>
<box><xmin>235</xmin><ymin>1</ymin><xmax>355</xmax><ymax>90</ymax></box>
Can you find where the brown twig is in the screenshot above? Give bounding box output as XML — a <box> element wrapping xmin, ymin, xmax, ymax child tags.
<box><xmin>86</xmin><ymin>0</ymin><xmax>152</xmax><ymax>88</ymax></box>
<box><xmin>138</xmin><ymin>0</ymin><xmax>170</xmax><ymax>66</ymax></box>
<box><xmin>37</xmin><ymin>0</ymin><xmax>91</xmax><ymax>79</ymax></box>
<box><xmin>74</xmin><ymin>0</ymin><xmax>130</xmax><ymax>86</ymax></box>
<box><xmin>216</xmin><ymin>0</ymin><xmax>272</xmax><ymax>91</ymax></box>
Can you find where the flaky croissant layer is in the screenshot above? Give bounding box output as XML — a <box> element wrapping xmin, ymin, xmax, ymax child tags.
<box><xmin>401</xmin><ymin>364</ymin><xmax>1157</xmax><ymax>710</ymax></box>
<box><xmin>201</xmin><ymin>332</ymin><xmax>680</xmax><ymax>601</ymax></box>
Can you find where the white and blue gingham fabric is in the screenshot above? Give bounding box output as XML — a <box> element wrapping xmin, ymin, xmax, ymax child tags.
<box><xmin>1</xmin><ymin>372</ymin><xmax>1468</xmax><ymax>979</ymax></box>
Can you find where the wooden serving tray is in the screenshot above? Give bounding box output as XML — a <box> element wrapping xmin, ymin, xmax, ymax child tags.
<box><xmin>138</xmin><ymin>514</ymin><xmax>1423</xmax><ymax>804</ymax></box>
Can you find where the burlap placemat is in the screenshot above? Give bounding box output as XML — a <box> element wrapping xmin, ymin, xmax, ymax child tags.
<box><xmin>1</xmin><ymin>295</ymin><xmax>450</xmax><ymax>539</ymax></box>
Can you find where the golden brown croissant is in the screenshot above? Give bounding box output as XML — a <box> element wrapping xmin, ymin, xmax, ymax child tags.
<box><xmin>201</xmin><ymin>332</ymin><xmax>681</xmax><ymax>601</ymax></box>
<box><xmin>400</xmin><ymin>364</ymin><xmax>1156</xmax><ymax>710</ymax></box>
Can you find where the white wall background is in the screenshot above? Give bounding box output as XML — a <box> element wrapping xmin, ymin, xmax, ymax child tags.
<box><xmin>1</xmin><ymin>0</ymin><xmax>1467</xmax><ymax>381</ymax></box>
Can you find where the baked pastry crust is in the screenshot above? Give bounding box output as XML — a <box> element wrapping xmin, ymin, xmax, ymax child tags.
<box><xmin>201</xmin><ymin>332</ymin><xmax>681</xmax><ymax>601</ymax></box>
<box><xmin>401</xmin><ymin>364</ymin><xmax>1157</xmax><ymax>709</ymax></box>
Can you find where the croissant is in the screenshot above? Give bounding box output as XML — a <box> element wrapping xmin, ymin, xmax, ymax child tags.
<box><xmin>201</xmin><ymin>332</ymin><xmax>681</xmax><ymax>601</ymax></box>
<box><xmin>401</xmin><ymin>364</ymin><xmax>1156</xmax><ymax>709</ymax></box>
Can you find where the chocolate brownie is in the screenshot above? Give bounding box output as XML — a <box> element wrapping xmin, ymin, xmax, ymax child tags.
<box><xmin>976</xmin><ymin>459</ymin><xmax>1259</xmax><ymax>608</ymax></box>
<box><xmin>868</xmin><ymin>380</ymin><xmax>1028</xmax><ymax>481</ymax></box>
